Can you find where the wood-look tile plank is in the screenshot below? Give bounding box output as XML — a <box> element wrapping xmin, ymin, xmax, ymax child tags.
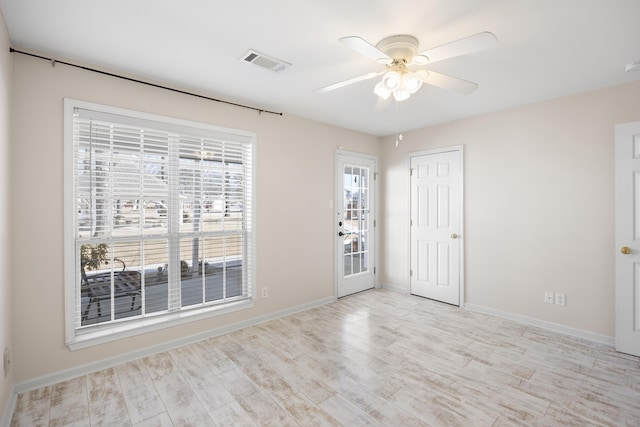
<box><xmin>294</xmin><ymin>352</ymin><xmax>425</xmax><ymax>425</ymax></box>
<box><xmin>217</xmin><ymin>367</ymin><xmax>260</xmax><ymax>399</ymax></box>
<box><xmin>144</xmin><ymin>352</ymin><xmax>215</xmax><ymax>426</ymax></box>
<box><xmin>257</xmin><ymin>318</ymin><xmax>333</xmax><ymax>357</ymax></box>
<box><xmin>86</xmin><ymin>367</ymin><xmax>130</xmax><ymax>426</ymax></box>
<box><xmin>390</xmin><ymin>383</ymin><xmax>498</xmax><ymax>426</ymax></box>
<box><xmin>117</xmin><ymin>359</ymin><xmax>167</xmax><ymax>425</ymax></box>
<box><xmin>169</xmin><ymin>345</ymin><xmax>236</xmax><ymax>411</ymax></box>
<box><xmin>131</xmin><ymin>412</ymin><xmax>174</xmax><ymax>427</ymax></box>
<box><xmin>10</xmin><ymin>386</ymin><xmax>51</xmax><ymax>427</ymax></box>
<box><xmin>182</xmin><ymin>370</ymin><xmax>235</xmax><ymax>413</ymax></box>
<box><xmin>48</xmin><ymin>377</ymin><xmax>90</xmax><ymax>427</ymax></box>
<box><xmin>191</xmin><ymin>337</ymin><xmax>239</xmax><ymax>376</ymax></box>
<box><xmin>218</xmin><ymin>334</ymin><xmax>300</xmax><ymax>403</ymax></box>
<box><xmin>277</xmin><ymin>392</ymin><xmax>342</xmax><ymax>427</ymax></box>
<box><xmin>208</xmin><ymin>400</ymin><xmax>257</xmax><ymax>427</ymax></box>
<box><xmin>233</xmin><ymin>389</ymin><xmax>298</xmax><ymax>427</ymax></box>
<box><xmin>318</xmin><ymin>394</ymin><xmax>383</xmax><ymax>427</ymax></box>
<box><xmin>260</xmin><ymin>354</ymin><xmax>337</xmax><ymax>404</ymax></box>
<box><xmin>540</xmin><ymin>404</ymin><xmax>607</xmax><ymax>427</ymax></box>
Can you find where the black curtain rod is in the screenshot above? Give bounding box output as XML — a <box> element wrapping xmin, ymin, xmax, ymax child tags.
<box><xmin>9</xmin><ymin>48</ymin><xmax>283</xmax><ymax>117</ymax></box>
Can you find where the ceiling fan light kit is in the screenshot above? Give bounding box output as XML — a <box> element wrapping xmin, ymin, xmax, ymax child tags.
<box><xmin>374</xmin><ymin>64</ymin><xmax>426</xmax><ymax>101</ymax></box>
<box><xmin>382</xmin><ymin>70</ymin><xmax>400</xmax><ymax>89</ymax></box>
<box><xmin>372</xmin><ymin>35</ymin><xmax>425</xmax><ymax>101</ymax></box>
<box><xmin>317</xmin><ymin>31</ymin><xmax>498</xmax><ymax>103</ymax></box>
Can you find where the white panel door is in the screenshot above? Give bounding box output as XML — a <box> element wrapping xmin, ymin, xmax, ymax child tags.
<box><xmin>336</xmin><ymin>152</ymin><xmax>376</xmax><ymax>297</ymax></box>
<box><xmin>410</xmin><ymin>149</ymin><xmax>462</xmax><ymax>305</ymax></box>
<box><xmin>615</xmin><ymin>121</ymin><xmax>640</xmax><ymax>356</ymax></box>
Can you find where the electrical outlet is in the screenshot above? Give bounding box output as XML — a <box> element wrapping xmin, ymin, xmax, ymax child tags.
<box><xmin>3</xmin><ymin>347</ymin><xmax>9</xmax><ymax>377</ymax></box>
<box><xmin>261</xmin><ymin>287</ymin><xmax>268</xmax><ymax>298</ymax></box>
<box><xmin>555</xmin><ymin>293</ymin><xmax>566</xmax><ymax>306</ymax></box>
<box><xmin>544</xmin><ymin>291</ymin><xmax>554</xmax><ymax>304</ymax></box>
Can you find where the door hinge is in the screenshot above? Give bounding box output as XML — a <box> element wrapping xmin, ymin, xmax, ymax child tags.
<box><xmin>410</xmin><ymin>269</ymin><xmax>413</xmax><ymax>277</ymax></box>
<box><xmin>374</xmin><ymin>172</ymin><xmax>378</xmax><ymax>181</ymax></box>
<box><xmin>410</xmin><ymin>219</ymin><xmax>413</xmax><ymax>226</ymax></box>
<box><xmin>410</xmin><ymin>168</ymin><xmax>413</xmax><ymax>176</ymax></box>
<box><xmin>374</xmin><ymin>219</ymin><xmax>376</xmax><ymax>227</ymax></box>
<box><xmin>373</xmin><ymin>266</ymin><xmax>376</xmax><ymax>274</ymax></box>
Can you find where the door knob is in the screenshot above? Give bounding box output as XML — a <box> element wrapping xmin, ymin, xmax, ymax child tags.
<box><xmin>621</xmin><ymin>246</ymin><xmax>632</xmax><ymax>254</ymax></box>
<box><xmin>451</xmin><ymin>233</ymin><xmax>458</xmax><ymax>239</ymax></box>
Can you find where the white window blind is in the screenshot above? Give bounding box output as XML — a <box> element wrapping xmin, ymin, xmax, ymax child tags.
<box><xmin>65</xmin><ymin>100</ymin><xmax>255</xmax><ymax>348</ymax></box>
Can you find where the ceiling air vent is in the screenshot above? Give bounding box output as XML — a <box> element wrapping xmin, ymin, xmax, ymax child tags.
<box><xmin>241</xmin><ymin>49</ymin><xmax>291</xmax><ymax>72</ymax></box>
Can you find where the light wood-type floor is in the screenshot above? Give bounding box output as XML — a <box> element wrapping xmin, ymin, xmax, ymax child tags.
<box><xmin>10</xmin><ymin>289</ymin><xmax>640</xmax><ymax>426</ymax></box>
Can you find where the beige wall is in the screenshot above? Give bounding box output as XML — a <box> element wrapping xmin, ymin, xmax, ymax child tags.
<box><xmin>10</xmin><ymin>53</ymin><xmax>379</xmax><ymax>383</ymax></box>
<box><xmin>379</xmin><ymin>80</ymin><xmax>640</xmax><ymax>337</ymax></box>
<box><xmin>0</xmin><ymin>9</ymin><xmax>13</xmax><ymax>416</ymax></box>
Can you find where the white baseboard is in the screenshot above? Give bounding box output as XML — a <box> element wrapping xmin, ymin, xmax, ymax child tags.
<box><xmin>380</xmin><ymin>282</ymin><xmax>409</xmax><ymax>295</ymax></box>
<box><xmin>13</xmin><ymin>295</ymin><xmax>336</xmax><ymax>395</ymax></box>
<box><xmin>464</xmin><ymin>303</ymin><xmax>615</xmax><ymax>347</ymax></box>
<box><xmin>1</xmin><ymin>385</ymin><xmax>17</xmax><ymax>427</ymax></box>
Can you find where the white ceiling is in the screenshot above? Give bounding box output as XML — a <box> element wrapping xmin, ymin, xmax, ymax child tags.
<box><xmin>1</xmin><ymin>0</ymin><xmax>640</xmax><ymax>136</ymax></box>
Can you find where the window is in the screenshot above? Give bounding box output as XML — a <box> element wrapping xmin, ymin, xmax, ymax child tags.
<box><xmin>64</xmin><ymin>99</ymin><xmax>255</xmax><ymax>349</ymax></box>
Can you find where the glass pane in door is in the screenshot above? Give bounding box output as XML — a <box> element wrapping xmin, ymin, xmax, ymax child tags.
<box><xmin>343</xmin><ymin>164</ymin><xmax>370</xmax><ymax>277</ymax></box>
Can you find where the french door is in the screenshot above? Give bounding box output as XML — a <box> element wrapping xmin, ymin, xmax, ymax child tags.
<box><xmin>336</xmin><ymin>152</ymin><xmax>376</xmax><ymax>297</ymax></box>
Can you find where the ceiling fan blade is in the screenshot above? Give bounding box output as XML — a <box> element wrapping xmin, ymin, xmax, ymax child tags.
<box><xmin>421</xmin><ymin>70</ymin><xmax>478</xmax><ymax>95</ymax></box>
<box><xmin>417</xmin><ymin>31</ymin><xmax>497</xmax><ymax>64</ymax></box>
<box><xmin>339</xmin><ymin>36</ymin><xmax>393</xmax><ymax>64</ymax></box>
<box><xmin>314</xmin><ymin>71</ymin><xmax>384</xmax><ymax>93</ymax></box>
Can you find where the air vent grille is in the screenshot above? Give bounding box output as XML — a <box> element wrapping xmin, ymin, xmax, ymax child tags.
<box><xmin>241</xmin><ymin>49</ymin><xmax>291</xmax><ymax>72</ymax></box>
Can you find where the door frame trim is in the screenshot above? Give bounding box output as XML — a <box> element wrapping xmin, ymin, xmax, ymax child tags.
<box><xmin>335</xmin><ymin>149</ymin><xmax>379</xmax><ymax>297</ymax></box>
<box><xmin>407</xmin><ymin>145</ymin><xmax>465</xmax><ymax>307</ymax></box>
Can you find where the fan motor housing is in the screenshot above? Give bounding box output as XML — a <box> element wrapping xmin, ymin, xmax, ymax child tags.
<box><xmin>376</xmin><ymin>34</ymin><xmax>419</xmax><ymax>62</ymax></box>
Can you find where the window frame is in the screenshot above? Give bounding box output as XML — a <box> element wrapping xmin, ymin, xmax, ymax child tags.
<box><xmin>64</xmin><ymin>99</ymin><xmax>256</xmax><ymax>350</ymax></box>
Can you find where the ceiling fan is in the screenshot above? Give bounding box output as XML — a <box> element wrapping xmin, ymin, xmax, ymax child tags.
<box><xmin>316</xmin><ymin>31</ymin><xmax>498</xmax><ymax>102</ymax></box>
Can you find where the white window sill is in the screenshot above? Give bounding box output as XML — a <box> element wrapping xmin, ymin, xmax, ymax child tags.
<box><xmin>67</xmin><ymin>297</ymin><xmax>255</xmax><ymax>350</ymax></box>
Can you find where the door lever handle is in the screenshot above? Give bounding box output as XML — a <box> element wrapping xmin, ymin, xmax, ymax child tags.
<box><xmin>338</xmin><ymin>231</ymin><xmax>345</xmax><ymax>237</ymax></box>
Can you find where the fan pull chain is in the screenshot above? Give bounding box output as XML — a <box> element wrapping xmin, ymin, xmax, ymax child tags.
<box><xmin>394</xmin><ymin>100</ymin><xmax>403</xmax><ymax>147</ymax></box>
